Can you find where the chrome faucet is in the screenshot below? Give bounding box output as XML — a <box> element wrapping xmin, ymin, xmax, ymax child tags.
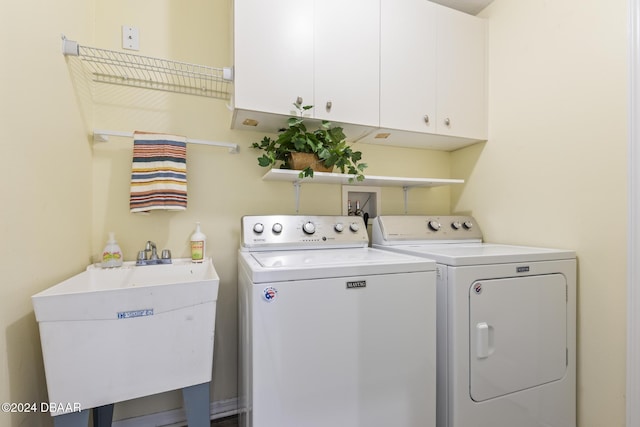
<box><xmin>145</xmin><ymin>241</ymin><xmax>159</xmax><ymax>261</ymax></box>
<box><xmin>136</xmin><ymin>241</ymin><xmax>172</xmax><ymax>266</ymax></box>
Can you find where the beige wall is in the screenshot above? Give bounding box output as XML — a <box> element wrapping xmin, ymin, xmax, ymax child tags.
<box><xmin>1</xmin><ymin>0</ymin><xmax>629</xmax><ymax>425</ymax></box>
<box><xmin>0</xmin><ymin>0</ymin><xmax>95</xmax><ymax>426</ymax></box>
<box><xmin>453</xmin><ymin>0</ymin><xmax>628</xmax><ymax>425</ymax></box>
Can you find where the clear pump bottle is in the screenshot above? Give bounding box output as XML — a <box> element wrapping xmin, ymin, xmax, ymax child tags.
<box><xmin>102</xmin><ymin>232</ymin><xmax>123</xmax><ymax>268</ymax></box>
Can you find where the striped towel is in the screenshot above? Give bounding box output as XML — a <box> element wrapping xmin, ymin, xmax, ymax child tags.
<box><xmin>130</xmin><ymin>131</ymin><xmax>188</xmax><ymax>213</ymax></box>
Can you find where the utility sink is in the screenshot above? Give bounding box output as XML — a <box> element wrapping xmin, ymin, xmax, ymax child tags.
<box><xmin>32</xmin><ymin>259</ymin><xmax>219</xmax><ymax>416</ymax></box>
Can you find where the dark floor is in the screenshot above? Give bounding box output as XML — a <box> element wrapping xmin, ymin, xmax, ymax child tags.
<box><xmin>211</xmin><ymin>415</ymin><xmax>239</xmax><ymax>427</ymax></box>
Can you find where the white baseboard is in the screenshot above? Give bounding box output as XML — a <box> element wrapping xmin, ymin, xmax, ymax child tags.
<box><xmin>112</xmin><ymin>398</ymin><xmax>238</xmax><ymax>427</ymax></box>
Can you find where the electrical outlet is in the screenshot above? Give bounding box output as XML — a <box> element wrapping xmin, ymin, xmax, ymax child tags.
<box><xmin>122</xmin><ymin>26</ymin><xmax>139</xmax><ymax>51</ymax></box>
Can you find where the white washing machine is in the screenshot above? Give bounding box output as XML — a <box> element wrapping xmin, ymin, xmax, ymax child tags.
<box><xmin>372</xmin><ymin>215</ymin><xmax>576</xmax><ymax>427</ymax></box>
<box><xmin>238</xmin><ymin>215</ymin><xmax>437</xmax><ymax>427</ymax></box>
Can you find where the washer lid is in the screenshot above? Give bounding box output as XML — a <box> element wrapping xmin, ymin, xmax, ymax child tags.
<box><xmin>239</xmin><ymin>247</ymin><xmax>435</xmax><ymax>283</ymax></box>
<box><xmin>374</xmin><ymin>243</ymin><xmax>575</xmax><ymax>266</ymax></box>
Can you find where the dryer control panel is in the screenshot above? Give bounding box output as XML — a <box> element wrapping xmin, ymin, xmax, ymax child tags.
<box><xmin>373</xmin><ymin>215</ymin><xmax>483</xmax><ymax>244</ymax></box>
<box><xmin>240</xmin><ymin>215</ymin><xmax>369</xmax><ymax>251</ymax></box>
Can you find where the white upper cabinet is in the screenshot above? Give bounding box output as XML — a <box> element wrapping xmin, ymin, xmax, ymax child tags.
<box><xmin>233</xmin><ymin>0</ymin><xmax>314</xmax><ymax>117</ymax></box>
<box><xmin>233</xmin><ymin>0</ymin><xmax>379</xmax><ymax>129</ymax></box>
<box><xmin>314</xmin><ymin>0</ymin><xmax>380</xmax><ymax>127</ymax></box>
<box><xmin>435</xmin><ymin>4</ymin><xmax>488</xmax><ymax>140</ymax></box>
<box><xmin>233</xmin><ymin>0</ymin><xmax>487</xmax><ymax>150</ymax></box>
<box><xmin>379</xmin><ymin>0</ymin><xmax>487</xmax><ymax>142</ymax></box>
<box><xmin>380</xmin><ymin>0</ymin><xmax>437</xmax><ymax>134</ymax></box>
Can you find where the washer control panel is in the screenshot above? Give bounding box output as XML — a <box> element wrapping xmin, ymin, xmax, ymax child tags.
<box><xmin>241</xmin><ymin>215</ymin><xmax>369</xmax><ymax>250</ymax></box>
<box><xmin>374</xmin><ymin>215</ymin><xmax>483</xmax><ymax>243</ymax></box>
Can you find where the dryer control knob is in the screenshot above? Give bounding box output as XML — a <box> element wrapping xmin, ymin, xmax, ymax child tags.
<box><xmin>428</xmin><ymin>220</ymin><xmax>441</xmax><ymax>231</ymax></box>
<box><xmin>303</xmin><ymin>221</ymin><xmax>316</xmax><ymax>235</ymax></box>
<box><xmin>334</xmin><ymin>223</ymin><xmax>344</xmax><ymax>232</ymax></box>
<box><xmin>349</xmin><ymin>222</ymin><xmax>360</xmax><ymax>232</ymax></box>
<box><xmin>463</xmin><ymin>221</ymin><xmax>473</xmax><ymax>230</ymax></box>
<box><xmin>253</xmin><ymin>223</ymin><xmax>264</xmax><ymax>234</ymax></box>
<box><xmin>451</xmin><ymin>221</ymin><xmax>462</xmax><ymax>230</ymax></box>
<box><xmin>272</xmin><ymin>223</ymin><xmax>283</xmax><ymax>234</ymax></box>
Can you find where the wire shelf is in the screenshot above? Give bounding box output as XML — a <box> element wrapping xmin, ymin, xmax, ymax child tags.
<box><xmin>62</xmin><ymin>37</ymin><xmax>232</xmax><ymax>100</ymax></box>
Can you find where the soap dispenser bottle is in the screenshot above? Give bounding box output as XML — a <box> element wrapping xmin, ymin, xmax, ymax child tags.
<box><xmin>102</xmin><ymin>232</ymin><xmax>123</xmax><ymax>268</ymax></box>
<box><xmin>190</xmin><ymin>222</ymin><xmax>206</xmax><ymax>263</ymax></box>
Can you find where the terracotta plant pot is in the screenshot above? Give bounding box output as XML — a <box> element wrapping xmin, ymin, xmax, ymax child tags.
<box><xmin>289</xmin><ymin>152</ymin><xmax>333</xmax><ymax>173</ymax></box>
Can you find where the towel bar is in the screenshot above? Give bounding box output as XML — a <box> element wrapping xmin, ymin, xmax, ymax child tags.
<box><xmin>93</xmin><ymin>129</ymin><xmax>239</xmax><ymax>153</ymax></box>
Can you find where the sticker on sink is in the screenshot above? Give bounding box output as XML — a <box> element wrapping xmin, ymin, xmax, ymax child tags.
<box><xmin>117</xmin><ymin>309</ymin><xmax>154</xmax><ymax>319</ymax></box>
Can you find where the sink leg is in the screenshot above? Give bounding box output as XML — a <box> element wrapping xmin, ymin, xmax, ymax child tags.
<box><xmin>93</xmin><ymin>404</ymin><xmax>114</xmax><ymax>427</ymax></box>
<box><xmin>182</xmin><ymin>382</ymin><xmax>211</xmax><ymax>427</ymax></box>
<box><xmin>53</xmin><ymin>409</ymin><xmax>89</xmax><ymax>427</ymax></box>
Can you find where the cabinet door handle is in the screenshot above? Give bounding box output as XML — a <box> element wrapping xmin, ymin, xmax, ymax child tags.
<box><xmin>444</xmin><ymin>117</ymin><xmax>451</xmax><ymax>127</ymax></box>
<box><xmin>326</xmin><ymin>101</ymin><xmax>332</xmax><ymax>112</ymax></box>
<box><xmin>423</xmin><ymin>115</ymin><xmax>430</xmax><ymax>125</ymax></box>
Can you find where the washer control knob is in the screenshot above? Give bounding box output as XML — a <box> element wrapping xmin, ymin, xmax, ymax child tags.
<box><xmin>334</xmin><ymin>223</ymin><xmax>344</xmax><ymax>232</ymax></box>
<box><xmin>303</xmin><ymin>221</ymin><xmax>316</xmax><ymax>235</ymax></box>
<box><xmin>253</xmin><ymin>223</ymin><xmax>264</xmax><ymax>234</ymax></box>
<box><xmin>463</xmin><ymin>220</ymin><xmax>473</xmax><ymax>230</ymax></box>
<box><xmin>272</xmin><ymin>223</ymin><xmax>283</xmax><ymax>234</ymax></box>
<box><xmin>349</xmin><ymin>222</ymin><xmax>360</xmax><ymax>232</ymax></box>
<box><xmin>428</xmin><ymin>220</ymin><xmax>441</xmax><ymax>231</ymax></box>
<box><xmin>451</xmin><ymin>221</ymin><xmax>462</xmax><ymax>230</ymax></box>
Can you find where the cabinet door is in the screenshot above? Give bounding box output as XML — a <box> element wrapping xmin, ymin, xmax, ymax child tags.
<box><xmin>314</xmin><ymin>0</ymin><xmax>380</xmax><ymax>127</ymax></box>
<box><xmin>436</xmin><ymin>5</ymin><xmax>488</xmax><ymax>139</ymax></box>
<box><xmin>380</xmin><ymin>0</ymin><xmax>437</xmax><ymax>133</ymax></box>
<box><xmin>233</xmin><ymin>0</ymin><xmax>314</xmax><ymax>116</ymax></box>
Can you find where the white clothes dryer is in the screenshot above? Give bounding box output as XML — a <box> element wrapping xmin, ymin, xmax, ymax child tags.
<box><xmin>238</xmin><ymin>215</ymin><xmax>438</xmax><ymax>427</ymax></box>
<box><xmin>372</xmin><ymin>215</ymin><xmax>576</xmax><ymax>427</ymax></box>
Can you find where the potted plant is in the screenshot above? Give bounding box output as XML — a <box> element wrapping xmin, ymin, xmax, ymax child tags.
<box><xmin>251</xmin><ymin>104</ymin><xmax>367</xmax><ymax>182</ymax></box>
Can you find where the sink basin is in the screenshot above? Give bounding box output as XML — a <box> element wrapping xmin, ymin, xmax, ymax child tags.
<box><xmin>32</xmin><ymin>258</ymin><xmax>219</xmax><ymax>416</ymax></box>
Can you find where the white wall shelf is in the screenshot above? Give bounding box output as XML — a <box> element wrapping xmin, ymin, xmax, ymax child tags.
<box><xmin>61</xmin><ymin>35</ymin><xmax>232</xmax><ymax>100</ymax></box>
<box><xmin>262</xmin><ymin>168</ymin><xmax>464</xmax><ymax>187</ymax></box>
<box><xmin>262</xmin><ymin>169</ymin><xmax>464</xmax><ymax>213</ymax></box>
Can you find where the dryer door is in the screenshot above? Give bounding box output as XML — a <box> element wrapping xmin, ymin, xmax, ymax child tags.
<box><xmin>469</xmin><ymin>274</ymin><xmax>567</xmax><ymax>402</ymax></box>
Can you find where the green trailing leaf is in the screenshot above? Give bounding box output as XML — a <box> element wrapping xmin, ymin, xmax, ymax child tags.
<box><xmin>298</xmin><ymin>167</ymin><xmax>314</xmax><ymax>179</ymax></box>
<box><xmin>257</xmin><ymin>154</ymin><xmax>272</xmax><ymax>167</ymax></box>
<box><xmin>287</xmin><ymin>116</ymin><xmax>304</xmax><ymax>128</ymax></box>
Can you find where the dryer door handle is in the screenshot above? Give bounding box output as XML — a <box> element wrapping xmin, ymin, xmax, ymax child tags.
<box><xmin>476</xmin><ymin>322</ymin><xmax>493</xmax><ymax>359</ymax></box>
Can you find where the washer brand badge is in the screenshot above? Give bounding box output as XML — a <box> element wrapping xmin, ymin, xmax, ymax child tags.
<box><xmin>346</xmin><ymin>280</ymin><xmax>367</xmax><ymax>289</ymax></box>
<box><xmin>117</xmin><ymin>309</ymin><xmax>153</xmax><ymax>319</ymax></box>
<box><xmin>474</xmin><ymin>283</ymin><xmax>482</xmax><ymax>295</ymax></box>
<box><xmin>517</xmin><ymin>266</ymin><xmax>530</xmax><ymax>273</ymax></box>
<box><xmin>263</xmin><ymin>286</ymin><xmax>278</xmax><ymax>302</ymax></box>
